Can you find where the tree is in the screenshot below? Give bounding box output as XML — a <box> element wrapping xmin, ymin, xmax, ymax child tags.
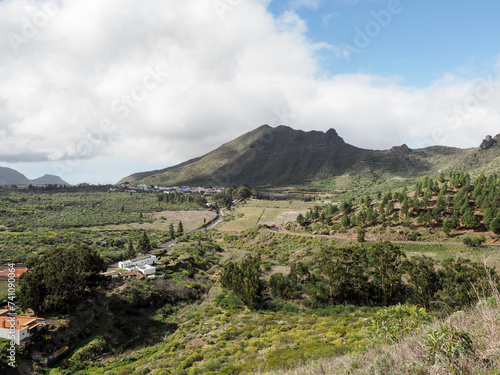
<box><xmin>442</xmin><ymin>217</ymin><xmax>455</xmax><ymax>235</ymax></box>
<box><xmin>404</xmin><ymin>256</ymin><xmax>440</xmax><ymax>309</ymax></box>
<box><xmin>233</xmin><ymin>186</ymin><xmax>252</xmax><ymax>200</ymax></box>
<box><xmin>341</xmin><ymin>215</ymin><xmax>351</xmax><ymax>228</ymax></box>
<box><xmin>177</xmin><ymin>221</ymin><xmax>184</xmax><ymax>237</ymax></box>
<box><xmin>126</xmin><ymin>239</ymin><xmax>136</xmax><ymax>259</ymax></box>
<box><xmin>364</xmin><ymin>195</ymin><xmax>372</xmax><ymax>207</ymax></box>
<box><xmin>438</xmin><ymin>172</ymin><xmax>446</xmax><ymax>183</ymax></box>
<box><xmin>401</xmin><ymin>197</ymin><xmax>409</xmax><ymax>217</ymax></box>
<box><xmin>269</xmin><ymin>273</ymin><xmax>294</xmax><ymax>299</ymax></box>
<box><xmin>490</xmin><ymin>215</ymin><xmax>500</xmax><ymax>234</ymax></box>
<box><xmin>296</xmin><ymin>213</ymin><xmax>305</xmax><ymax>226</ymax></box>
<box><xmin>463</xmin><ymin>236</ymin><xmax>486</xmax><ymax>247</ymax></box>
<box><xmin>439</xmin><ymin>258</ymin><xmax>498</xmax><ymax>308</ymax></box>
<box><xmin>462</xmin><ymin>208</ymin><xmax>480</xmax><ymax>229</ymax></box>
<box><xmin>137</xmin><ymin>231</ymin><xmax>152</xmax><ymax>253</ymax></box>
<box><xmin>316</xmin><ymin>245</ymin><xmax>369</xmax><ymax>304</ymax></box>
<box><xmin>169</xmin><ymin>223</ymin><xmax>175</xmax><ymax>238</ymax></box>
<box><xmin>483</xmin><ymin>207</ymin><xmax>495</xmax><ymax>228</ymax></box>
<box><xmin>19</xmin><ymin>246</ymin><xmax>106</xmax><ymax>315</ymax></box>
<box><xmin>18</xmin><ymin>267</ymin><xmax>46</xmax><ymax>315</ymax></box>
<box><xmin>357</xmin><ymin>227</ymin><xmax>366</xmax><ymax>243</ymax></box>
<box><xmin>367</xmin><ymin>242</ymin><xmax>407</xmax><ymax>306</ymax></box>
<box><xmin>220</xmin><ymin>255</ymin><xmax>263</xmax><ymax>309</ymax></box>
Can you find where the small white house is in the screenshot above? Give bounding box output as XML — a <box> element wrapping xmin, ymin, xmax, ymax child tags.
<box><xmin>0</xmin><ymin>314</ymin><xmax>45</xmax><ymax>345</ymax></box>
<box><xmin>118</xmin><ymin>255</ymin><xmax>157</xmax><ymax>270</ymax></box>
<box><xmin>137</xmin><ymin>264</ymin><xmax>156</xmax><ymax>276</ymax></box>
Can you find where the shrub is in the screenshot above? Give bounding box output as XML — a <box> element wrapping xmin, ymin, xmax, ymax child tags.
<box><xmin>368</xmin><ymin>304</ymin><xmax>430</xmax><ymax>343</ymax></box>
<box><xmin>423</xmin><ymin>323</ymin><xmax>474</xmax><ymax>368</ymax></box>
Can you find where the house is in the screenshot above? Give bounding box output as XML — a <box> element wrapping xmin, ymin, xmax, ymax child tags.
<box><xmin>0</xmin><ymin>314</ymin><xmax>45</xmax><ymax>345</ymax></box>
<box><xmin>121</xmin><ymin>269</ymin><xmax>145</xmax><ymax>280</ymax></box>
<box><xmin>117</xmin><ymin>255</ymin><xmax>157</xmax><ymax>278</ymax></box>
<box><xmin>32</xmin><ymin>346</ymin><xmax>69</xmax><ymax>366</ymax></box>
<box><xmin>118</xmin><ymin>255</ymin><xmax>157</xmax><ymax>270</ymax></box>
<box><xmin>0</xmin><ymin>267</ymin><xmax>28</xmax><ymax>280</ymax></box>
<box><xmin>137</xmin><ymin>264</ymin><xmax>156</xmax><ymax>276</ymax></box>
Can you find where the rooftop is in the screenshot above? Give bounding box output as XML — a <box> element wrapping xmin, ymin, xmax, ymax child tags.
<box><xmin>0</xmin><ymin>268</ymin><xmax>28</xmax><ymax>278</ymax></box>
<box><xmin>0</xmin><ymin>316</ymin><xmax>45</xmax><ymax>331</ymax></box>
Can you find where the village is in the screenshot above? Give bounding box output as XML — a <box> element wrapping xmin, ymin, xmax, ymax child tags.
<box><xmin>109</xmin><ymin>183</ymin><xmax>229</xmax><ymax>195</ymax></box>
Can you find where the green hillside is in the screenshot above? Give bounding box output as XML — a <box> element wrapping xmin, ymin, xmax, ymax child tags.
<box><xmin>119</xmin><ymin>125</ymin><xmax>500</xmax><ymax>190</ymax></box>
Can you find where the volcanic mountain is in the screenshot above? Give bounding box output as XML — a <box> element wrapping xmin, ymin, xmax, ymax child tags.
<box><xmin>119</xmin><ymin>125</ymin><xmax>500</xmax><ymax>188</ymax></box>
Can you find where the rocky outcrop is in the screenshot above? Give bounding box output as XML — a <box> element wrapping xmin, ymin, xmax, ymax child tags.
<box><xmin>390</xmin><ymin>144</ymin><xmax>412</xmax><ymax>154</ymax></box>
<box><xmin>479</xmin><ymin>135</ymin><xmax>498</xmax><ymax>150</ymax></box>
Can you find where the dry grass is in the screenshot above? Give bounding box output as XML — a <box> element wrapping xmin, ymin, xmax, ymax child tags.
<box><xmin>96</xmin><ymin>210</ymin><xmax>217</xmax><ymax>232</ymax></box>
<box><xmin>257</xmin><ymin>295</ymin><xmax>500</xmax><ymax>374</ymax></box>
<box><xmin>218</xmin><ymin>199</ymin><xmax>316</xmax><ymax>232</ymax></box>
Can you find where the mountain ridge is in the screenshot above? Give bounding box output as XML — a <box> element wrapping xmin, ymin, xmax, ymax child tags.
<box><xmin>119</xmin><ymin>125</ymin><xmax>500</xmax><ymax>188</ymax></box>
<box><xmin>0</xmin><ymin>167</ymin><xmax>69</xmax><ymax>185</ymax></box>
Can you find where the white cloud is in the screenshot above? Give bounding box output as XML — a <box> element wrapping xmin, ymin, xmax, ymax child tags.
<box><xmin>0</xmin><ymin>0</ymin><xmax>499</xmax><ymax>183</ymax></box>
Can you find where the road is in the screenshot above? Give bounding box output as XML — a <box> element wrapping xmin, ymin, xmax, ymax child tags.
<box><xmin>204</xmin><ymin>209</ymin><xmax>223</xmax><ymax>230</ymax></box>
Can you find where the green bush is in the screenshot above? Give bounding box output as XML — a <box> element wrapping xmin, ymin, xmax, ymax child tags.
<box><xmin>423</xmin><ymin>323</ymin><xmax>474</xmax><ymax>367</ymax></box>
<box><xmin>368</xmin><ymin>304</ymin><xmax>430</xmax><ymax>343</ymax></box>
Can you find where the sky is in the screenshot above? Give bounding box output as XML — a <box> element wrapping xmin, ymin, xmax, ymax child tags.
<box><xmin>1</xmin><ymin>0</ymin><xmax>500</xmax><ymax>184</ymax></box>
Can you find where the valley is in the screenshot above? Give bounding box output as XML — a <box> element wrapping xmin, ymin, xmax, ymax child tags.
<box><xmin>1</xmin><ymin>166</ymin><xmax>500</xmax><ymax>374</ymax></box>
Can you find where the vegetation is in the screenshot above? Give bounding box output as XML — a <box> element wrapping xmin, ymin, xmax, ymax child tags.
<box><xmin>18</xmin><ymin>246</ymin><xmax>106</xmax><ymax>315</ymax></box>
<box><xmin>296</xmin><ymin>172</ymin><xmax>500</xmax><ymax>240</ymax></box>
<box><xmin>119</xmin><ymin>125</ymin><xmax>500</xmax><ymax>190</ymax></box>
<box><xmin>4</xmin><ymin>170</ymin><xmax>500</xmax><ymax>374</ymax></box>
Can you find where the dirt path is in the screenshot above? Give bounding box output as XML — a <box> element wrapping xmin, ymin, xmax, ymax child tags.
<box><xmin>273</xmin><ymin>228</ymin><xmax>500</xmax><ymax>247</ymax></box>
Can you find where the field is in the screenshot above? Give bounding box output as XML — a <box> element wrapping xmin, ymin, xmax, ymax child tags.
<box><xmin>100</xmin><ymin>210</ymin><xmax>217</xmax><ymax>232</ymax></box>
<box><xmin>0</xmin><ymin>189</ymin><xmax>213</xmax><ymax>265</ymax></box>
<box><xmin>218</xmin><ymin>199</ymin><xmax>316</xmax><ymax>232</ymax></box>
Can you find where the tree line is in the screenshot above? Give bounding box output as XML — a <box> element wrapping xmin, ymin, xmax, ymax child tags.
<box><xmin>220</xmin><ymin>241</ymin><xmax>499</xmax><ymax>311</ymax></box>
<box><xmin>298</xmin><ymin>172</ymin><xmax>500</xmax><ymax>235</ymax></box>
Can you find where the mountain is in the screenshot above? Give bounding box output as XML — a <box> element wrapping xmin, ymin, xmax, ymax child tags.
<box><xmin>0</xmin><ymin>167</ymin><xmax>32</xmax><ymax>185</ymax></box>
<box><xmin>119</xmin><ymin>125</ymin><xmax>500</xmax><ymax>188</ymax></box>
<box><xmin>31</xmin><ymin>174</ymin><xmax>69</xmax><ymax>185</ymax></box>
<box><xmin>0</xmin><ymin>167</ymin><xmax>69</xmax><ymax>186</ymax></box>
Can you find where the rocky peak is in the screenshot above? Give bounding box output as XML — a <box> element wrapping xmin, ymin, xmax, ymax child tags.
<box><xmin>325</xmin><ymin>128</ymin><xmax>344</xmax><ymax>143</ymax></box>
<box><xmin>479</xmin><ymin>135</ymin><xmax>498</xmax><ymax>150</ymax></box>
<box><xmin>390</xmin><ymin>144</ymin><xmax>412</xmax><ymax>154</ymax></box>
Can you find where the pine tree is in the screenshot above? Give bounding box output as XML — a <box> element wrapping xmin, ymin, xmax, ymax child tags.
<box><xmin>341</xmin><ymin>215</ymin><xmax>351</xmax><ymax>228</ymax></box>
<box><xmin>177</xmin><ymin>221</ymin><xmax>184</xmax><ymax>236</ymax></box>
<box><xmin>126</xmin><ymin>239</ymin><xmax>135</xmax><ymax>259</ymax></box>
<box><xmin>138</xmin><ymin>231</ymin><xmax>152</xmax><ymax>253</ymax></box>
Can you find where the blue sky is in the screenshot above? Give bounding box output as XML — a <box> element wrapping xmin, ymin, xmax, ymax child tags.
<box><xmin>269</xmin><ymin>0</ymin><xmax>500</xmax><ymax>86</ymax></box>
<box><xmin>0</xmin><ymin>0</ymin><xmax>500</xmax><ymax>184</ymax></box>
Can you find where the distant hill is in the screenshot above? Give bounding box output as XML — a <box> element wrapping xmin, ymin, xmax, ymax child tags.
<box><xmin>119</xmin><ymin>125</ymin><xmax>500</xmax><ymax>188</ymax></box>
<box><xmin>0</xmin><ymin>167</ymin><xmax>32</xmax><ymax>185</ymax></box>
<box><xmin>31</xmin><ymin>174</ymin><xmax>69</xmax><ymax>185</ymax></box>
<box><xmin>0</xmin><ymin>167</ymin><xmax>69</xmax><ymax>186</ymax></box>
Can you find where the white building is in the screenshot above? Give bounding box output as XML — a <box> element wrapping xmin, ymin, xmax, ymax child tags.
<box><xmin>0</xmin><ymin>311</ymin><xmax>45</xmax><ymax>345</ymax></box>
<box><xmin>137</xmin><ymin>264</ymin><xmax>156</xmax><ymax>276</ymax></box>
<box><xmin>118</xmin><ymin>255</ymin><xmax>157</xmax><ymax>270</ymax></box>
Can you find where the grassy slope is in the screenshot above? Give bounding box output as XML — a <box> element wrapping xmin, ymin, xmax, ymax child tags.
<box><xmin>261</xmin><ymin>298</ymin><xmax>500</xmax><ymax>375</ymax></box>
<box><xmin>45</xmin><ymin>224</ymin><xmax>500</xmax><ymax>375</ymax></box>
<box><xmin>120</xmin><ymin>125</ymin><xmax>275</xmax><ymax>186</ymax></box>
<box><xmin>119</xmin><ymin>125</ymin><xmax>500</xmax><ymax>192</ymax></box>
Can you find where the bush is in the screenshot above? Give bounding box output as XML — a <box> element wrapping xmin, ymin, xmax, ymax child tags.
<box><xmin>423</xmin><ymin>323</ymin><xmax>474</xmax><ymax>368</ymax></box>
<box><xmin>368</xmin><ymin>304</ymin><xmax>430</xmax><ymax>343</ymax></box>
